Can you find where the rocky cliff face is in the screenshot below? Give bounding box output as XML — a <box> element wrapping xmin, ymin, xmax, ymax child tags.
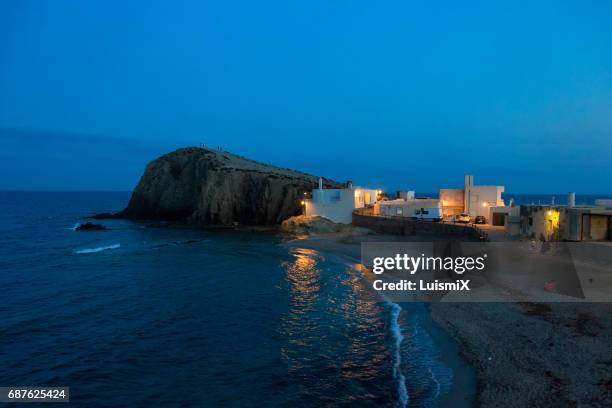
<box><xmin>117</xmin><ymin>147</ymin><xmax>340</xmax><ymax>226</ymax></box>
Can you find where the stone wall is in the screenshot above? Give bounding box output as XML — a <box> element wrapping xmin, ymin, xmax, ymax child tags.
<box><xmin>352</xmin><ymin>209</ymin><xmax>486</xmax><ymax>241</ymax></box>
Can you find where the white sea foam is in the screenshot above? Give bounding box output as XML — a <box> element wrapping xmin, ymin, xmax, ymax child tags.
<box><xmin>74</xmin><ymin>244</ymin><xmax>120</xmax><ymax>254</ymax></box>
<box><xmin>390</xmin><ymin>302</ymin><xmax>409</xmax><ymax>408</ymax></box>
<box><xmin>428</xmin><ymin>367</ymin><xmax>442</xmax><ymax>400</ymax></box>
<box><xmin>70</xmin><ymin>223</ymin><xmax>81</xmax><ymax>230</ymax></box>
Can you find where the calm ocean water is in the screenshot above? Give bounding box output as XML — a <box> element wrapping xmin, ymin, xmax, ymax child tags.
<box><xmin>0</xmin><ymin>192</ymin><xmax>473</xmax><ymax>407</ymax></box>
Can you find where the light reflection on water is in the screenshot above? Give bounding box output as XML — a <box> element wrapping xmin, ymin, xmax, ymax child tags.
<box><xmin>279</xmin><ymin>246</ymin><xmax>459</xmax><ymax>408</ymax></box>
<box><xmin>283</xmin><ymin>248</ymin><xmax>322</xmax><ymax>304</ymax></box>
<box><xmin>279</xmin><ymin>247</ymin><xmax>396</xmax><ymax>407</ymax></box>
<box><xmin>0</xmin><ymin>192</ymin><xmax>471</xmax><ymax>407</ymax></box>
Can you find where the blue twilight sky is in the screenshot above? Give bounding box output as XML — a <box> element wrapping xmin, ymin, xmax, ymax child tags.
<box><xmin>1</xmin><ymin>1</ymin><xmax>611</xmax><ymax>193</ymax></box>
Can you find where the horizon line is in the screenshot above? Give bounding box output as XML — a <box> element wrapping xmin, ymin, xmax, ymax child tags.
<box><xmin>2</xmin><ymin>189</ymin><xmax>612</xmax><ymax>196</ymax></box>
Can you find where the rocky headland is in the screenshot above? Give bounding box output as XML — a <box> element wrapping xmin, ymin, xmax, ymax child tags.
<box><xmin>105</xmin><ymin>147</ymin><xmax>341</xmax><ymax>226</ymax></box>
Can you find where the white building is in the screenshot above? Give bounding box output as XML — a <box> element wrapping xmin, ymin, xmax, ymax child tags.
<box><xmin>304</xmin><ymin>179</ymin><xmax>379</xmax><ymax>224</ymax></box>
<box><xmin>520</xmin><ymin>193</ymin><xmax>612</xmax><ymax>241</ymax></box>
<box><xmin>397</xmin><ymin>191</ymin><xmax>416</xmax><ymax>200</ymax></box>
<box><xmin>440</xmin><ymin>175</ymin><xmax>505</xmax><ymax>221</ymax></box>
<box><xmin>376</xmin><ymin>198</ymin><xmax>442</xmax><ymax>220</ymax></box>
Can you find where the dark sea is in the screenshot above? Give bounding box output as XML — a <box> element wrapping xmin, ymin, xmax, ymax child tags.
<box><xmin>0</xmin><ymin>191</ymin><xmax>474</xmax><ymax>407</ymax></box>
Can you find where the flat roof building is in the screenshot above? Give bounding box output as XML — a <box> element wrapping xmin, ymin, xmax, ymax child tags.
<box><xmin>303</xmin><ymin>179</ymin><xmax>379</xmax><ymax>224</ymax></box>
<box><xmin>520</xmin><ymin>201</ymin><xmax>612</xmax><ymax>242</ymax></box>
<box><xmin>440</xmin><ymin>175</ymin><xmax>505</xmax><ymax>221</ymax></box>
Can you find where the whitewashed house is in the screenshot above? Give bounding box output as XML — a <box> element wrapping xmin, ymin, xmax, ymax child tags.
<box><xmin>440</xmin><ymin>175</ymin><xmax>505</xmax><ymax>221</ymax></box>
<box><xmin>304</xmin><ymin>179</ymin><xmax>379</xmax><ymax>224</ymax></box>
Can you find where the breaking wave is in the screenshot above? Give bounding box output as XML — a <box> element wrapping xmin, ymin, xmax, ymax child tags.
<box><xmin>74</xmin><ymin>244</ymin><xmax>121</xmax><ymax>254</ymax></box>
<box><xmin>390</xmin><ymin>302</ymin><xmax>409</xmax><ymax>408</ymax></box>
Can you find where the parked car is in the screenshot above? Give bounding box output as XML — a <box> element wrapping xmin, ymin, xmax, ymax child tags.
<box><xmin>455</xmin><ymin>213</ymin><xmax>471</xmax><ymax>223</ymax></box>
<box><xmin>474</xmin><ymin>215</ymin><xmax>487</xmax><ymax>224</ymax></box>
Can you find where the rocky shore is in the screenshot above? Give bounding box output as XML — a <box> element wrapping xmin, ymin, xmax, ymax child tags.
<box><xmin>430</xmin><ymin>302</ymin><xmax>611</xmax><ymax>407</ymax></box>
<box><xmin>280</xmin><ymin>214</ymin><xmax>373</xmax><ymax>236</ymax></box>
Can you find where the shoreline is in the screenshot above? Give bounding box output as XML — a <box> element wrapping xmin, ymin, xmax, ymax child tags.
<box><xmin>75</xmin><ymin>213</ymin><xmax>612</xmax><ymax>406</ymax></box>
<box><xmin>282</xmin><ymin>232</ymin><xmax>478</xmax><ymax>407</ymax></box>
<box><xmin>284</xmin><ymin>231</ymin><xmax>611</xmax><ymax>407</ymax></box>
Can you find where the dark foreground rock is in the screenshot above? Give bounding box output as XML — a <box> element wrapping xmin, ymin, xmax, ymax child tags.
<box><xmin>76</xmin><ymin>222</ymin><xmax>107</xmax><ymax>231</ymax></box>
<box><xmin>109</xmin><ymin>147</ymin><xmax>340</xmax><ymax>226</ymax></box>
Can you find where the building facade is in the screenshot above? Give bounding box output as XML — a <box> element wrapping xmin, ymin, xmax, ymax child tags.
<box><xmin>440</xmin><ymin>174</ymin><xmax>505</xmax><ymax>221</ymax></box>
<box><xmin>520</xmin><ymin>202</ymin><xmax>612</xmax><ymax>242</ymax></box>
<box><xmin>304</xmin><ymin>179</ymin><xmax>379</xmax><ymax>224</ymax></box>
<box><xmin>375</xmin><ymin>198</ymin><xmax>442</xmax><ymax>220</ymax></box>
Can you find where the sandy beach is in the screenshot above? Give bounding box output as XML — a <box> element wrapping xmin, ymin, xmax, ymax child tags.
<box><xmin>285</xmin><ymin>231</ymin><xmax>612</xmax><ymax>407</ymax></box>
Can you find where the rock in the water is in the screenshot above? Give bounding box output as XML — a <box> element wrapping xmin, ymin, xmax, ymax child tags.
<box><xmin>115</xmin><ymin>147</ymin><xmax>341</xmax><ymax>226</ymax></box>
<box><xmin>76</xmin><ymin>222</ymin><xmax>107</xmax><ymax>231</ymax></box>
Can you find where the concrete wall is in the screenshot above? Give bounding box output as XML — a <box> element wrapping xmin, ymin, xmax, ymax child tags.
<box><xmin>467</xmin><ymin>186</ymin><xmax>505</xmax><ymax>218</ymax></box>
<box><xmin>311</xmin><ymin>188</ymin><xmax>342</xmax><ymax>204</ymax></box>
<box><xmin>522</xmin><ymin>206</ymin><xmax>612</xmax><ymax>242</ymax></box>
<box><xmin>440</xmin><ymin>179</ymin><xmax>504</xmax><ymax>219</ymax></box>
<box><xmin>305</xmin><ymin>188</ymin><xmax>355</xmax><ymax>223</ymax></box>
<box><xmin>377</xmin><ymin>199</ymin><xmax>441</xmax><ymax>218</ymax></box>
<box><xmin>357</xmin><ymin>188</ymin><xmax>378</xmax><ymax>207</ymax></box>
<box><xmin>305</xmin><ymin>201</ymin><xmax>354</xmax><ymax>223</ymax></box>
<box><xmin>520</xmin><ymin>205</ymin><xmax>568</xmax><ymax>241</ymax></box>
<box><xmin>398</xmin><ymin>191</ymin><xmax>416</xmax><ymax>200</ymax></box>
<box><xmin>353</xmin><ymin>211</ymin><xmax>485</xmax><ymax>240</ymax></box>
<box><xmin>489</xmin><ymin>205</ymin><xmax>520</xmax><ymax>233</ymax></box>
<box><xmin>566</xmin><ymin>209</ymin><xmax>583</xmax><ymax>241</ymax></box>
<box><xmin>585</xmin><ymin>215</ymin><xmax>609</xmax><ymax>241</ymax></box>
<box><xmin>440</xmin><ymin>188</ymin><xmax>464</xmax><ymax>218</ymax></box>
